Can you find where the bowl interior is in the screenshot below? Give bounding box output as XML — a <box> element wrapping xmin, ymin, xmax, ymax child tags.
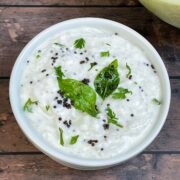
<box><xmin>10</xmin><ymin>18</ymin><xmax>171</xmax><ymax>169</ymax></box>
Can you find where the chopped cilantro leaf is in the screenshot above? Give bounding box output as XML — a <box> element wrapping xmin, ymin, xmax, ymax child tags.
<box><xmin>94</xmin><ymin>59</ymin><xmax>120</xmax><ymax>99</ymax></box>
<box><xmin>23</xmin><ymin>98</ymin><xmax>38</xmax><ymax>112</ymax></box>
<box><xmin>70</xmin><ymin>135</ymin><xmax>79</xmax><ymax>145</ymax></box>
<box><xmin>54</xmin><ymin>66</ymin><xmax>65</xmax><ymax>80</ymax></box>
<box><xmin>126</xmin><ymin>63</ymin><xmax>132</xmax><ymax>78</ymax></box>
<box><xmin>108</xmin><ymin>119</ymin><xmax>123</xmax><ymax>128</ymax></box>
<box><xmin>59</xmin><ymin>127</ymin><xmax>64</xmax><ymax>146</ymax></box>
<box><xmin>152</xmin><ymin>98</ymin><xmax>161</xmax><ymax>105</ymax></box>
<box><xmin>88</xmin><ymin>62</ymin><xmax>97</xmax><ymax>71</ymax></box>
<box><xmin>45</xmin><ymin>104</ymin><xmax>50</xmax><ymax>111</ymax></box>
<box><xmin>112</xmin><ymin>87</ymin><xmax>132</xmax><ymax>99</ymax></box>
<box><xmin>35</xmin><ymin>53</ymin><xmax>41</xmax><ymax>59</ymax></box>
<box><xmin>106</xmin><ymin>107</ymin><xmax>118</xmax><ymax>121</ymax></box>
<box><xmin>74</xmin><ymin>38</ymin><xmax>85</xmax><ymax>49</ymax></box>
<box><xmin>54</xmin><ymin>43</ymin><xmax>66</xmax><ymax>48</ymax></box>
<box><xmin>106</xmin><ymin>107</ymin><xmax>123</xmax><ymax>128</ymax></box>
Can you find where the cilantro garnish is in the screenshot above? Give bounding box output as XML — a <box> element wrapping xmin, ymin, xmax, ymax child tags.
<box><xmin>126</xmin><ymin>63</ymin><xmax>132</xmax><ymax>78</ymax></box>
<box><xmin>112</xmin><ymin>87</ymin><xmax>132</xmax><ymax>99</ymax></box>
<box><xmin>59</xmin><ymin>127</ymin><xmax>64</xmax><ymax>146</ymax></box>
<box><xmin>55</xmin><ymin>66</ymin><xmax>98</xmax><ymax>117</ymax></box>
<box><xmin>106</xmin><ymin>107</ymin><xmax>123</xmax><ymax>128</ymax></box>
<box><xmin>74</xmin><ymin>38</ymin><xmax>85</xmax><ymax>49</ymax></box>
<box><xmin>100</xmin><ymin>51</ymin><xmax>110</xmax><ymax>57</ymax></box>
<box><xmin>54</xmin><ymin>43</ymin><xmax>66</xmax><ymax>48</ymax></box>
<box><xmin>70</xmin><ymin>135</ymin><xmax>79</xmax><ymax>145</ymax></box>
<box><xmin>54</xmin><ymin>66</ymin><xmax>65</xmax><ymax>80</ymax></box>
<box><xmin>94</xmin><ymin>59</ymin><xmax>120</xmax><ymax>100</ymax></box>
<box><xmin>45</xmin><ymin>104</ymin><xmax>50</xmax><ymax>111</ymax></box>
<box><xmin>23</xmin><ymin>98</ymin><xmax>38</xmax><ymax>112</ymax></box>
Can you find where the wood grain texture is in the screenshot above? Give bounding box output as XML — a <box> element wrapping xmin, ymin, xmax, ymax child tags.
<box><xmin>0</xmin><ymin>79</ymin><xmax>179</xmax><ymax>152</ymax></box>
<box><xmin>0</xmin><ymin>80</ymin><xmax>37</xmax><ymax>152</ymax></box>
<box><xmin>0</xmin><ymin>154</ymin><xmax>180</xmax><ymax>180</ymax></box>
<box><xmin>0</xmin><ymin>7</ymin><xmax>180</xmax><ymax>77</ymax></box>
<box><xmin>0</xmin><ymin>0</ymin><xmax>140</xmax><ymax>6</ymax></box>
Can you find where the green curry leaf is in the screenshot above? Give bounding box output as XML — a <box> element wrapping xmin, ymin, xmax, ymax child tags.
<box><xmin>88</xmin><ymin>62</ymin><xmax>97</xmax><ymax>71</ymax></box>
<box><xmin>55</xmin><ymin>66</ymin><xmax>98</xmax><ymax>117</ymax></box>
<box><xmin>23</xmin><ymin>98</ymin><xmax>38</xmax><ymax>112</ymax></box>
<box><xmin>108</xmin><ymin>119</ymin><xmax>123</xmax><ymax>128</ymax></box>
<box><xmin>106</xmin><ymin>107</ymin><xmax>118</xmax><ymax>121</ymax></box>
<box><xmin>94</xmin><ymin>59</ymin><xmax>120</xmax><ymax>100</ymax></box>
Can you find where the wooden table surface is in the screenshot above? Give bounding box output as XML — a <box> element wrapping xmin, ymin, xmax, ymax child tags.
<box><xmin>0</xmin><ymin>0</ymin><xmax>180</xmax><ymax>179</ymax></box>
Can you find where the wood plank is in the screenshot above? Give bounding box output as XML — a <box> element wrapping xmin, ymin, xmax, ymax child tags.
<box><xmin>0</xmin><ymin>7</ymin><xmax>179</xmax><ymax>77</ymax></box>
<box><xmin>0</xmin><ymin>79</ymin><xmax>179</xmax><ymax>152</ymax></box>
<box><xmin>0</xmin><ymin>0</ymin><xmax>140</xmax><ymax>6</ymax></box>
<box><xmin>0</xmin><ymin>154</ymin><xmax>180</xmax><ymax>179</ymax></box>
<box><xmin>0</xmin><ymin>80</ymin><xmax>37</xmax><ymax>152</ymax></box>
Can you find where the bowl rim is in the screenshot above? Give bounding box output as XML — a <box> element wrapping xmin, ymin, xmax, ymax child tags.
<box><xmin>9</xmin><ymin>17</ymin><xmax>171</xmax><ymax>168</ymax></box>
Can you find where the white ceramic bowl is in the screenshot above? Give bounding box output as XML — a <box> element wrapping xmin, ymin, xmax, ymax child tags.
<box><xmin>9</xmin><ymin>18</ymin><xmax>171</xmax><ymax>170</ymax></box>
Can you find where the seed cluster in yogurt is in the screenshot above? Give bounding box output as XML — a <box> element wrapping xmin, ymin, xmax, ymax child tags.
<box><xmin>20</xmin><ymin>27</ymin><xmax>162</xmax><ymax>159</ymax></box>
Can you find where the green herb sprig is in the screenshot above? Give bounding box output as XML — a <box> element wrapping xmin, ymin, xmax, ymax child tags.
<box><xmin>112</xmin><ymin>87</ymin><xmax>132</xmax><ymax>99</ymax></box>
<box><xmin>45</xmin><ymin>104</ymin><xmax>50</xmax><ymax>111</ymax></box>
<box><xmin>74</xmin><ymin>38</ymin><xmax>85</xmax><ymax>49</ymax></box>
<box><xmin>100</xmin><ymin>51</ymin><xmax>110</xmax><ymax>57</ymax></box>
<box><xmin>54</xmin><ymin>43</ymin><xmax>66</xmax><ymax>48</ymax></box>
<box><xmin>55</xmin><ymin>66</ymin><xmax>98</xmax><ymax>117</ymax></box>
<box><xmin>59</xmin><ymin>127</ymin><xmax>64</xmax><ymax>146</ymax></box>
<box><xmin>54</xmin><ymin>66</ymin><xmax>65</xmax><ymax>80</ymax></box>
<box><xmin>106</xmin><ymin>107</ymin><xmax>123</xmax><ymax>128</ymax></box>
<box><xmin>94</xmin><ymin>59</ymin><xmax>120</xmax><ymax>100</ymax></box>
<box><xmin>152</xmin><ymin>98</ymin><xmax>161</xmax><ymax>105</ymax></box>
<box><xmin>126</xmin><ymin>63</ymin><xmax>132</xmax><ymax>78</ymax></box>
<box><xmin>70</xmin><ymin>135</ymin><xmax>79</xmax><ymax>145</ymax></box>
<box><xmin>23</xmin><ymin>98</ymin><xmax>38</xmax><ymax>112</ymax></box>
<box><xmin>35</xmin><ymin>53</ymin><xmax>41</xmax><ymax>59</ymax></box>
<box><xmin>88</xmin><ymin>62</ymin><xmax>97</xmax><ymax>71</ymax></box>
